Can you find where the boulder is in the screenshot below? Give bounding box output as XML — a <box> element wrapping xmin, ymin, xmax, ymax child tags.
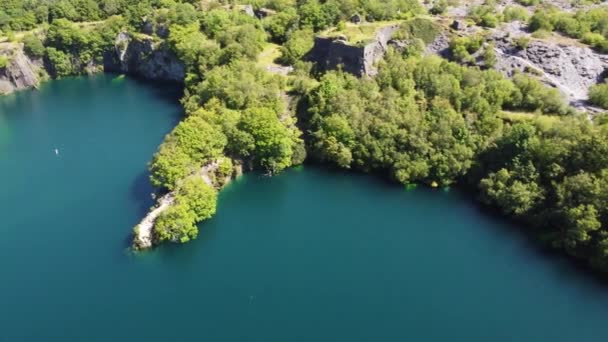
<box><xmin>240</xmin><ymin>5</ymin><xmax>255</xmax><ymax>17</ymax></box>
<box><xmin>350</xmin><ymin>14</ymin><xmax>363</xmax><ymax>24</ymax></box>
<box><xmin>451</xmin><ymin>20</ymin><xmax>466</xmax><ymax>31</ymax></box>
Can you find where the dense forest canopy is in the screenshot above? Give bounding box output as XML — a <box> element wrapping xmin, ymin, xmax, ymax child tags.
<box><xmin>3</xmin><ymin>0</ymin><xmax>608</xmax><ymax>271</ymax></box>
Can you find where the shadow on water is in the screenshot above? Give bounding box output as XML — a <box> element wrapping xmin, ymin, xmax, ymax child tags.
<box><xmin>114</xmin><ymin>73</ymin><xmax>184</xmax><ymax>104</ymax></box>
<box><xmin>304</xmin><ymin>161</ymin><xmax>608</xmax><ymax>289</ymax></box>
<box><xmin>147</xmin><ymin>221</ymin><xmax>222</xmax><ymax>269</ymax></box>
<box><xmin>451</xmin><ymin>186</ymin><xmax>608</xmax><ymax>289</ymax></box>
<box><xmin>131</xmin><ymin>170</ymin><xmax>156</xmax><ymax>218</ymax></box>
<box><xmin>123</xmin><ymin>170</ymin><xmax>162</xmax><ymax>251</ymax></box>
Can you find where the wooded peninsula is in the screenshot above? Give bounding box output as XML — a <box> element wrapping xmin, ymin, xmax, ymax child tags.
<box><xmin>2</xmin><ymin>0</ymin><xmax>608</xmax><ymax>272</ymax></box>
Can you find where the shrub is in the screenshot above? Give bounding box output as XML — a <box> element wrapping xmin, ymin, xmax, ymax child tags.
<box><xmin>529</xmin><ymin>11</ymin><xmax>554</xmax><ymax>32</ymax></box>
<box><xmin>596</xmin><ymin>39</ymin><xmax>608</xmax><ymax>53</ymax></box>
<box><xmin>516</xmin><ymin>0</ymin><xmax>541</xmax><ymax>5</ymax></box>
<box><xmin>280</xmin><ymin>28</ymin><xmax>314</xmax><ymax>65</ymax></box>
<box><xmin>22</xmin><ymin>34</ymin><xmax>45</xmax><ymax>58</ymax></box>
<box><xmin>483</xmin><ymin>44</ymin><xmax>497</xmax><ymax>68</ymax></box>
<box><xmin>45</xmin><ymin>47</ymin><xmax>73</xmax><ymax>77</ymax></box>
<box><xmin>503</xmin><ymin>5</ymin><xmax>529</xmax><ymax>22</ymax></box>
<box><xmin>449</xmin><ymin>35</ymin><xmax>483</xmax><ymax>63</ymax></box>
<box><xmin>508</xmin><ymin>73</ymin><xmax>570</xmax><ymax>114</ymax></box>
<box><xmin>430</xmin><ymin>0</ymin><xmax>448</xmax><ymax>15</ymax></box>
<box><xmin>0</xmin><ymin>55</ymin><xmax>9</xmax><ymax>68</ymax></box>
<box><xmin>589</xmin><ymin>83</ymin><xmax>608</xmax><ymax>109</ymax></box>
<box><xmin>581</xmin><ymin>32</ymin><xmax>606</xmax><ymax>51</ymax></box>
<box><xmin>480</xmin><ymin>13</ymin><xmax>499</xmax><ymax>28</ymax></box>
<box><xmin>554</xmin><ymin>15</ymin><xmax>582</xmax><ymax>37</ymax></box>
<box><xmin>468</xmin><ymin>3</ymin><xmax>500</xmax><ymax>27</ymax></box>
<box><xmin>524</xmin><ymin>66</ymin><xmax>543</xmax><ymax>76</ymax></box>
<box><xmin>513</xmin><ymin>36</ymin><xmax>530</xmax><ymax>49</ymax></box>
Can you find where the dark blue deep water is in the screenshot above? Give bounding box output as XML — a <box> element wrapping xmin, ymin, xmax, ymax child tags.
<box><xmin>2</xmin><ymin>75</ymin><xmax>608</xmax><ymax>341</ymax></box>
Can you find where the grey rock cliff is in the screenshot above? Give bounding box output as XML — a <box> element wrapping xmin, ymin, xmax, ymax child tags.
<box><xmin>308</xmin><ymin>25</ymin><xmax>399</xmax><ymax>77</ymax></box>
<box><xmin>104</xmin><ymin>32</ymin><xmax>185</xmax><ymax>82</ymax></box>
<box><xmin>0</xmin><ymin>43</ymin><xmax>43</xmax><ymax>95</ymax></box>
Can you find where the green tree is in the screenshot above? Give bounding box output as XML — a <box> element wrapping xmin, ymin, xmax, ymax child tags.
<box><xmin>563</xmin><ymin>204</ymin><xmax>601</xmax><ymax>249</ymax></box>
<box><xmin>22</xmin><ymin>34</ymin><xmax>45</xmax><ymax>58</ymax></box>
<box><xmin>175</xmin><ymin>176</ymin><xmax>217</xmax><ymax>221</ymax></box>
<box><xmin>280</xmin><ymin>28</ymin><xmax>314</xmax><ymax>64</ymax></box>
<box><xmin>239</xmin><ymin>107</ymin><xmax>295</xmax><ymax>173</ymax></box>
<box><xmin>154</xmin><ymin>202</ymin><xmax>198</xmax><ymax>243</ymax></box>
<box><xmin>45</xmin><ymin>47</ymin><xmax>73</xmax><ymax>77</ymax></box>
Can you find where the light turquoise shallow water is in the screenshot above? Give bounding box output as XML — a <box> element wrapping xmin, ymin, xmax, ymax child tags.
<box><xmin>2</xmin><ymin>75</ymin><xmax>608</xmax><ymax>341</ymax></box>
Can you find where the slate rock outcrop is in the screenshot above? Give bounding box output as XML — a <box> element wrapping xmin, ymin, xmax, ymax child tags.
<box><xmin>307</xmin><ymin>25</ymin><xmax>400</xmax><ymax>77</ymax></box>
<box><xmin>0</xmin><ymin>43</ymin><xmax>43</xmax><ymax>95</ymax></box>
<box><xmin>489</xmin><ymin>31</ymin><xmax>608</xmax><ymax>109</ymax></box>
<box><xmin>104</xmin><ymin>32</ymin><xmax>185</xmax><ymax>83</ymax></box>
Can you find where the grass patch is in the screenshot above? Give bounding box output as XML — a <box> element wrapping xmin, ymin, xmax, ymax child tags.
<box><xmin>499</xmin><ymin>110</ymin><xmax>562</xmax><ymax>129</ymax></box>
<box><xmin>257</xmin><ymin>43</ymin><xmax>282</xmax><ymax>68</ymax></box>
<box><xmin>319</xmin><ymin>20</ymin><xmax>402</xmax><ymax>45</ymax></box>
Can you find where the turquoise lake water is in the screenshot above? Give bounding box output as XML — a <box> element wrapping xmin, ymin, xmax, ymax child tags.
<box><xmin>2</xmin><ymin>74</ymin><xmax>608</xmax><ymax>341</ymax></box>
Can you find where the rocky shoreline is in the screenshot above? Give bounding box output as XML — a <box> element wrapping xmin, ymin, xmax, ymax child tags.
<box><xmin>132</xmin><ymin>158</ymin><xmax>242</xmax><ymax>250</ymax></box>
<box><xmin>0</xmin><ymin>42</ymin><xmax>45</xmax><ymax>95</ymax></box>
<box><xmin>0</xmin><ymin>31</ymin><xmax>184</xmax><ymax>96</ymax></box>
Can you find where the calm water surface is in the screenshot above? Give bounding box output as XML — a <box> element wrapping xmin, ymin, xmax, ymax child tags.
<box><xmin>2</xmin><ymin>75</ymin><xmax>608</xmax><ymax>341</ymax></box>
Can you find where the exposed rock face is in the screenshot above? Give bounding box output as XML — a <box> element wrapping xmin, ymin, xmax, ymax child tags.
<box><xmin>0</xmin><ymin>43</ymin><xmax>43</xmax><ymax>95</ymax></box>
<box><xmin>132</xmin><ymin>193</ymin><xmax>175</xmax><ymax>250</ymax></box>
<box><xmin>240</xmin><ymin>4</ymin><xmax>255</xmax><ymax>17</ymax></box>
<box><xmin>490</xmin><ymin>31</ymin><xmax>608</xmax><ymax>109</ymax></box>
<box><xmin>425</xmin><ymin>31</ymin><xmax>451</xmax><ymax>58</ymax></box>
<box><xmin>142</xmin><ymin>19</ymin><xmax>170</xmax><ymax>39</ymax></box>
<box><xmin>104</xmin><ymin>32</ymin><xmax>185</xmax><ymax>82</ymax></box>
<box><xmin>308</xmin><ymin>25</ymin><xmax>399</xmax><ymax>77</ymax></box>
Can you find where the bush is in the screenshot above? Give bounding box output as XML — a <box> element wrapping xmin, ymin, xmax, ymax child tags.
<box><xmin>449</xmin><ymin>35</ymin><xmax>483</xmax><ymax>63</ymax></box>
<box><xmin>480</xmin><ymin>13</ymin><xmax>499</xmax><ymax>28</ymax></box>
<box><xmin>430</xmin><ymin>0</ymin><xmax>448</xmax><ymax>15</ymax></box>
<box><xmin>529</xmin><ymin>11</ymin><xmax>554</xmax><ymax>32</ymax></box>
<box><xmin>22</xmin><ymin>34</ymin><xmax>45</xmax><ymax>58</ymax></box>
<box><xmin>503</xmin><ymin>5</ymin><xmax>529</xmax><ymax>22</ymax></box>
<box><xmin>581</xmin><ymin>32</ymin><xmax>605</xmax><ymax>46</ymax></box>
<box><xmin>531</xmin><ymin>29</ymin><xmax>550</xmax><ymax>39</ymax></box>
<box><xmin>508</xmin><ymin>73</ymin><xmax>570</xmax><ymax>114</ymax></box>
<box><xmin>581</xmin><ymin>32</ymin><xmax>607</xmax><ymax>52</ymax></box>
<box><xmin>554</xmin><ymin>15</ymin><xmax>582</xmax><ymax>37</ymax></box>
<box><xmin>483</xmin><ymin>44</ymin><xmax>497</xmax><ymax>68</ymax></box>
<box><xmin>0</xmin><ymin>55</ymin><xmax>9</xmax><ymax>68</ymax></box>
<box><xmin>589</xmin><ymin>83</ymin><xmax>608</xmax><ymax>109</ymax></box>
<box><xmin>468</xmin><ymin>4</ymin><xmax>500</xmax><ymax>27</ymax></box>
<box><xmin>280</xmin><ymin>28</ymin><xmax>314</xmax><ymax>65</ymax></box>
<box><xmin>516</xmin><ymin>0</ymin><xmax>541</xmax><ymax>5</ymax></box>
<box><xmin>45</xmin><ymin>47</ymin><xmax>73</xmax><ymax>77</ymax></box>
<box><xmin>513</xmin><ymin>36</ymin><xmax>530</xmax><ymax>49</ymax></box>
